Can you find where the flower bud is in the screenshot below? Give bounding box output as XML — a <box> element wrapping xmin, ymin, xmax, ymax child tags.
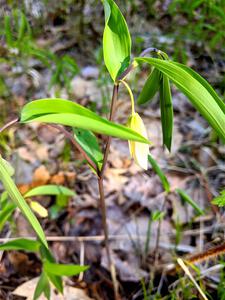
<box><xmin>127</xmin><ymin>113</ymin><xmax>149</xmax><ymax>170</ymax></box>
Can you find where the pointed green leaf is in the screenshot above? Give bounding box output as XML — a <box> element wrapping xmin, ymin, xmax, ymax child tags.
<box><xmin>0</xmin><ymin>202</ymin><xmax>16</xmax><ymax>231</ymax></box>
<box><xmin>148</xmin><ymin>154</ymin><xmax>170</xmax><ymax>192</ymax></box>
<box><xmin>135</xmin><ymin>58</ymin><xmax>225</xmax><ymax>142</ymax></box>
<box><xmin>39</xmin><ymin>245</ymin><xmax>63</xmax><ymax>294</ymax></box>
<box><xmin>159</xmin><ymin>75</ymin><xmax>173</xmax><ymax>150</ymax></box>
<box><xmin>176</xmin><ymin>189</ymin><xmax>204</xmax><ymax>215</ymax></box>
<box><xmin>73</xmin><ymin>128</ymin><xmax>103</xmax><ymax>170</ymax></box>
<box><xmin>44</xmin><ymin>261</ymin><xmax>89</xmax><ymax>276</ymax></box>
<box><xmin>211</xmin><ymin>190</ymin><xmax>225</xmax><ymax>207</ymax></box>
<box><xmin>34</xmin><ymin>272</ymin><xmax>50</xmax><ymax>300</ymax></box>
<box><xmin>102</xmin><ymin>0</ymin><xmax>131</xmax><ymax>81</ymax></box>
<box><xmin>0</xmin><ymin>156</ymin><xmax>48</xmax><ymax>248</ymax></box>
<box><xmin>20</xmin><ymin>99</ymin><xmax>149</xmax><ymax>144</ymax></box>
<box><xmin>2</xmin><ymin>158</ymin><xmax>15</xmax><ymax>177</ymax></box>
<box><xmin>137</xmin><ymin>68</ymin><xmax>161</xmax><ymax>105</ymax></box>
<box><xmin>24</xmin><ymin>185</ymin><xmax>75</xmax><ymax>198</ymax></box>
<box><xmin>0</xmin><ymin>238</ymin><xmax>40</xmax><ymax>252</ymax></box>
<box><xmin>172</xmin><ymin>61</ymin><xmax>225</xmax><ymax>114</ymax></box>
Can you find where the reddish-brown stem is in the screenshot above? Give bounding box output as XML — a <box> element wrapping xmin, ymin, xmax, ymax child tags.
<box><xmin>98</xmin><ymin>83</ymin><xmax>120</xmax><ymax>299</ymax></box>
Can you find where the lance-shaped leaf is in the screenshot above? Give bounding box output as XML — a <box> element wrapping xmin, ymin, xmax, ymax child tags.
<box><xmin>159</xmin><ymin>75</ymin><xmax>173</xmax><ymax>151</ymax></box>
<box><xmin>148</xmin><ymin>154</ymin><xmax>170</xmax><ymax>192</ymax></box>
<box><xmin>0</xmin><ymin>238</ymin><xmax>40</xmax><ymax>252</ymax></box>
<box><xmin>0</xmin><ymin>156</ymin><xmax>48</xmax><ymax>248</ymax></box>
<box><xmin>44</xmin><ymin>261</ymin><xmax>89</xmax><ymax>276</ymax></box>
<box><xmin>20</xmin><ymin>99</ymin><xmax>149</xmax><ymax>144</ymax></box>
<box><xmin>176</xmin><ymin>189</ymin><xmax>204</xmax><ymax>215</ymax></box>
<box><xmin>137</xmin><ymin>68</ymin><xmax>161</xmax><ymax>105</ymax></box>
<box><xmin>0</xmin><ymin>202</ymin><xmax>16</xmax><ymax>231</ymax></box>
<box><xmin>24</xmin><ymin>185</ymin><xmax>75</xmax><ymax>198</ymax></box>
<box><xmin>34</xmin><ymin>272</ymin><xmax>51</xmax><ymax>300</ymax></box>
<box><xmin>102</xmin><ymin>0</ymin><xmax>131</xmax><ymax>81</ymax></box>
<box><xmin>135</xmin><ymin>58</ymin><xmax>225</xmax><ymax>142</ymax></box>
<box><xmin>73</xmin><ymin>128</ymin><xmax>103</xmax><ymax>170</ymax></box>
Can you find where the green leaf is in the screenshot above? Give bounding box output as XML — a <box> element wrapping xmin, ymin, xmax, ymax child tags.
<box><xmin>39</xmin><ymin>245</ymin><xmax>63</xmax><ymax>294</ymax></box>
<box><xmin>159</xmin><ymin>75</ymin><xmax>173</xmax><ymax>150</ymax></box>
<box><xmin>172</xmin><ymin>62</ymin><xmax>225</xmax><ymax>114</ymax></box>
<box><xmin>102</xmin><ymin>0</ymin><xmax>131</xmax><ymax>81</ymax></box>
<box><xmin>137</xmin><ymin>68</ymin><xmax>161</xmax><ymax>105</ymax></box>
<box><xmin>135</xmin><ymin>58</ymin><xmax>225</xmax><ymax>142</ymax></box>
<box><xmin>152</xmin><ymin>210</ymin><xmax>165</xmax><ymax>222</ymax></box>
<box><xmin>4</xmin><ymin>15</ymin><xmax>13</xmax><ymax>46</ymax></box>
<box><xmin>34</xmin><ymin>272</ymin><xmax>50</xmax><ymax>300</ymax></box>
<box><xmin>44</xmin><ymin>261</ymin><xmax>89</xmax><ymax>276</ymax></box>
<box><xmin>24</xmin><ymin>185</ymin><xmax>75</xmax><ymax>198</ymax></box>
<box><xmin>20</xmin><ymin>99</ymin><xmax>149</xmax><ymax>144</ymax></box>
<box><xmin>176</xmin><ymin>189</ymin><xmax>204</xmax><ymax>215</ymax></box>
<box><xmin>0</xmin><ymin>156</ymin><xmax>48</xmax><ymax>248</ymax></box>
<box><xmin>211</xmin><ymin>190</ymin><xmax>225</xmax><ymax>207</ymax></box>
<box><xmin>0</xmin><ymin>238</ymin><xmax>40</xmax><ymax>252</ymax></box>
<box><xmin>2</xmin><ymin>158</ymin><xmax>15</xmax><ymax>177</ymax></box>
<box><xmin>0</xmin><ymin>202</ymin><xmax>16</xmax><ymax>231</ymax></box>
<box><xmin>148</xmin><ymin>154</ymin><xmax>170</xmax><ymax>192</ymax></box>
<box><xmin>73</xmin><ymin>128</ymin><xmax>103</xmax><ymax>169</ymax></box>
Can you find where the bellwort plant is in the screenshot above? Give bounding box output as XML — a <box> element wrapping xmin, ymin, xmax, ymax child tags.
<box><xmin>0</xmin><ymin>0</ymin><xmax>225</xmax><ymax>299</ymax></box>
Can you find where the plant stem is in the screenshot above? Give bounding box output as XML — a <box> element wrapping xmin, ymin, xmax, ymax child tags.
<box><xmin>100</xmin><ymin>84</ymin><xmax>119</xmax><ymax>177</ymax></box>
<box><xmin>0</xmin><ymin>117</ymin><xmax>19</xmax><ymax>134</ymax></box>
<box><xmin>98</xmin><ymin>84</ymin><xmax>120</xmax><ymax>299</ymax></box>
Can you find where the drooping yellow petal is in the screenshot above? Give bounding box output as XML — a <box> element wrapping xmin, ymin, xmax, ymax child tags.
<box><xmin>30</xmin><ymin>201</ymin><xmax>48</xmax><ymax>218</ymax></box>
<box><xmin>127</xmin><ymin>113</ymin><xmax>149</xmax><ymax>170</ymax></box>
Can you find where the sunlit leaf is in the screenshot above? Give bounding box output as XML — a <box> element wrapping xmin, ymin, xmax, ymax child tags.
<box><xmin>20</xmin><ymin>99</ymin><xmax>149</xmax><ymax>144</ymax></box>
<box><xmin>0</xmin><ymin>238</ymin><xmax>40</xmax><ymax>252</ymax></box>
<box><xmin>135</xmin><ymin>58</ymin><xmax>225</xmax><ymax>142</ymax></box>
<box><xmin>24</xmin><ymin>185</ymin><xmax>75</xmax><ymax>198</ymax></box>
<box><xmin>0</xmin><ymin>156</ymin><xmax>48</xmax><ymax>248</ymax></box>
<box><xmin>34</xmin><ymin>272</ymin><xmax>50</xmax><ymax>300</ymax></box>
<box><xmin>102</xmin><ymin>0</ymin><xmax>131</xmax><ymax>81</ymax></box>
<box><xmin>44</xmin><ymin>261</ymin><xmax>89</xmax><ymax>276</ymax></box>
<box><xmin>211</xmin><ymin>190</ymin><xmax>225</xmax><ymax>207</ymax></box>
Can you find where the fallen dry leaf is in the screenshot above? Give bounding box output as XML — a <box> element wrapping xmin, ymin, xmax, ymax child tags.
<box><xmin>33</xmin><ymin>165</ymin><xmax>50</xmax><ymax>186</ymax></box>
<box><xmin>13</xmin><ymin>277</ymin><xmax>93</xmax><ymax>300</ymax></box>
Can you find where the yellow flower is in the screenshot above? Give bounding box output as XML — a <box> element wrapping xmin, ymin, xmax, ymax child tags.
<box><xmin>127</xmin><ymin>113</ymin><xmax>149</xmax><ymax>170</ymax></box>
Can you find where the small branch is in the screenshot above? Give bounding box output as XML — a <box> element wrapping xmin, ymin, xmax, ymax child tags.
<box><xmin>0</xmin><ymin>117</ymin><xmax>19</xmax><ymax>134</ymax></box>
<box><xmin>48</xmin><ymin>124</ymin><xmax>98</xmax><ymax>174</ymax></box>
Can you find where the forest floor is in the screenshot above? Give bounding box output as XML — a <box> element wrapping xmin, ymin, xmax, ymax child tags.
<box><xmin>0</xmin><ymin>2</ymin><xmax>225</xmax><ymax>299</ymax></box>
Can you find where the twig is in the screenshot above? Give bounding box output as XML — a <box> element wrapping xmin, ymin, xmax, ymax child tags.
<box><xmin>0</xmin><ymin>117</ymin><xmax>19</xmax><ymax>134</ymax></box>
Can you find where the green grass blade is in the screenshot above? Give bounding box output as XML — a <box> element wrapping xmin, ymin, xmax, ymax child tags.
<box><xmin>137</xmin><ymin>68</ymin><xmax>161</xmax><ymax>105</ymax></box>
<box><xmin>102</xmin><ymin>0</ymin><xmax>131</xmax><ymax>81</ymax></box>
<box><xmin>0</xmin><ymin>156</ymin><xmax>48</xmax><ymax>248</ymax></box>
<box><xmin>135</xmin><ymin>58</ymin><xmax>225</xmax><ymax>142</ymax></box>
<box><xmin>176</xmin><ymin>188</ymin><xmax>204</xmax><ymax>215</ymax></box>
<box><xmin>148</xmin><ymin>154</ymin><xmax>170</xmax><ymax>192</ymax></box>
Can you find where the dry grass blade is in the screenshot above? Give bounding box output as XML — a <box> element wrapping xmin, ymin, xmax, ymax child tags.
<box><xmin>177</xmin><ymin>258</ymin><xmax>208</xmax><ymax>300</ymax></box>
